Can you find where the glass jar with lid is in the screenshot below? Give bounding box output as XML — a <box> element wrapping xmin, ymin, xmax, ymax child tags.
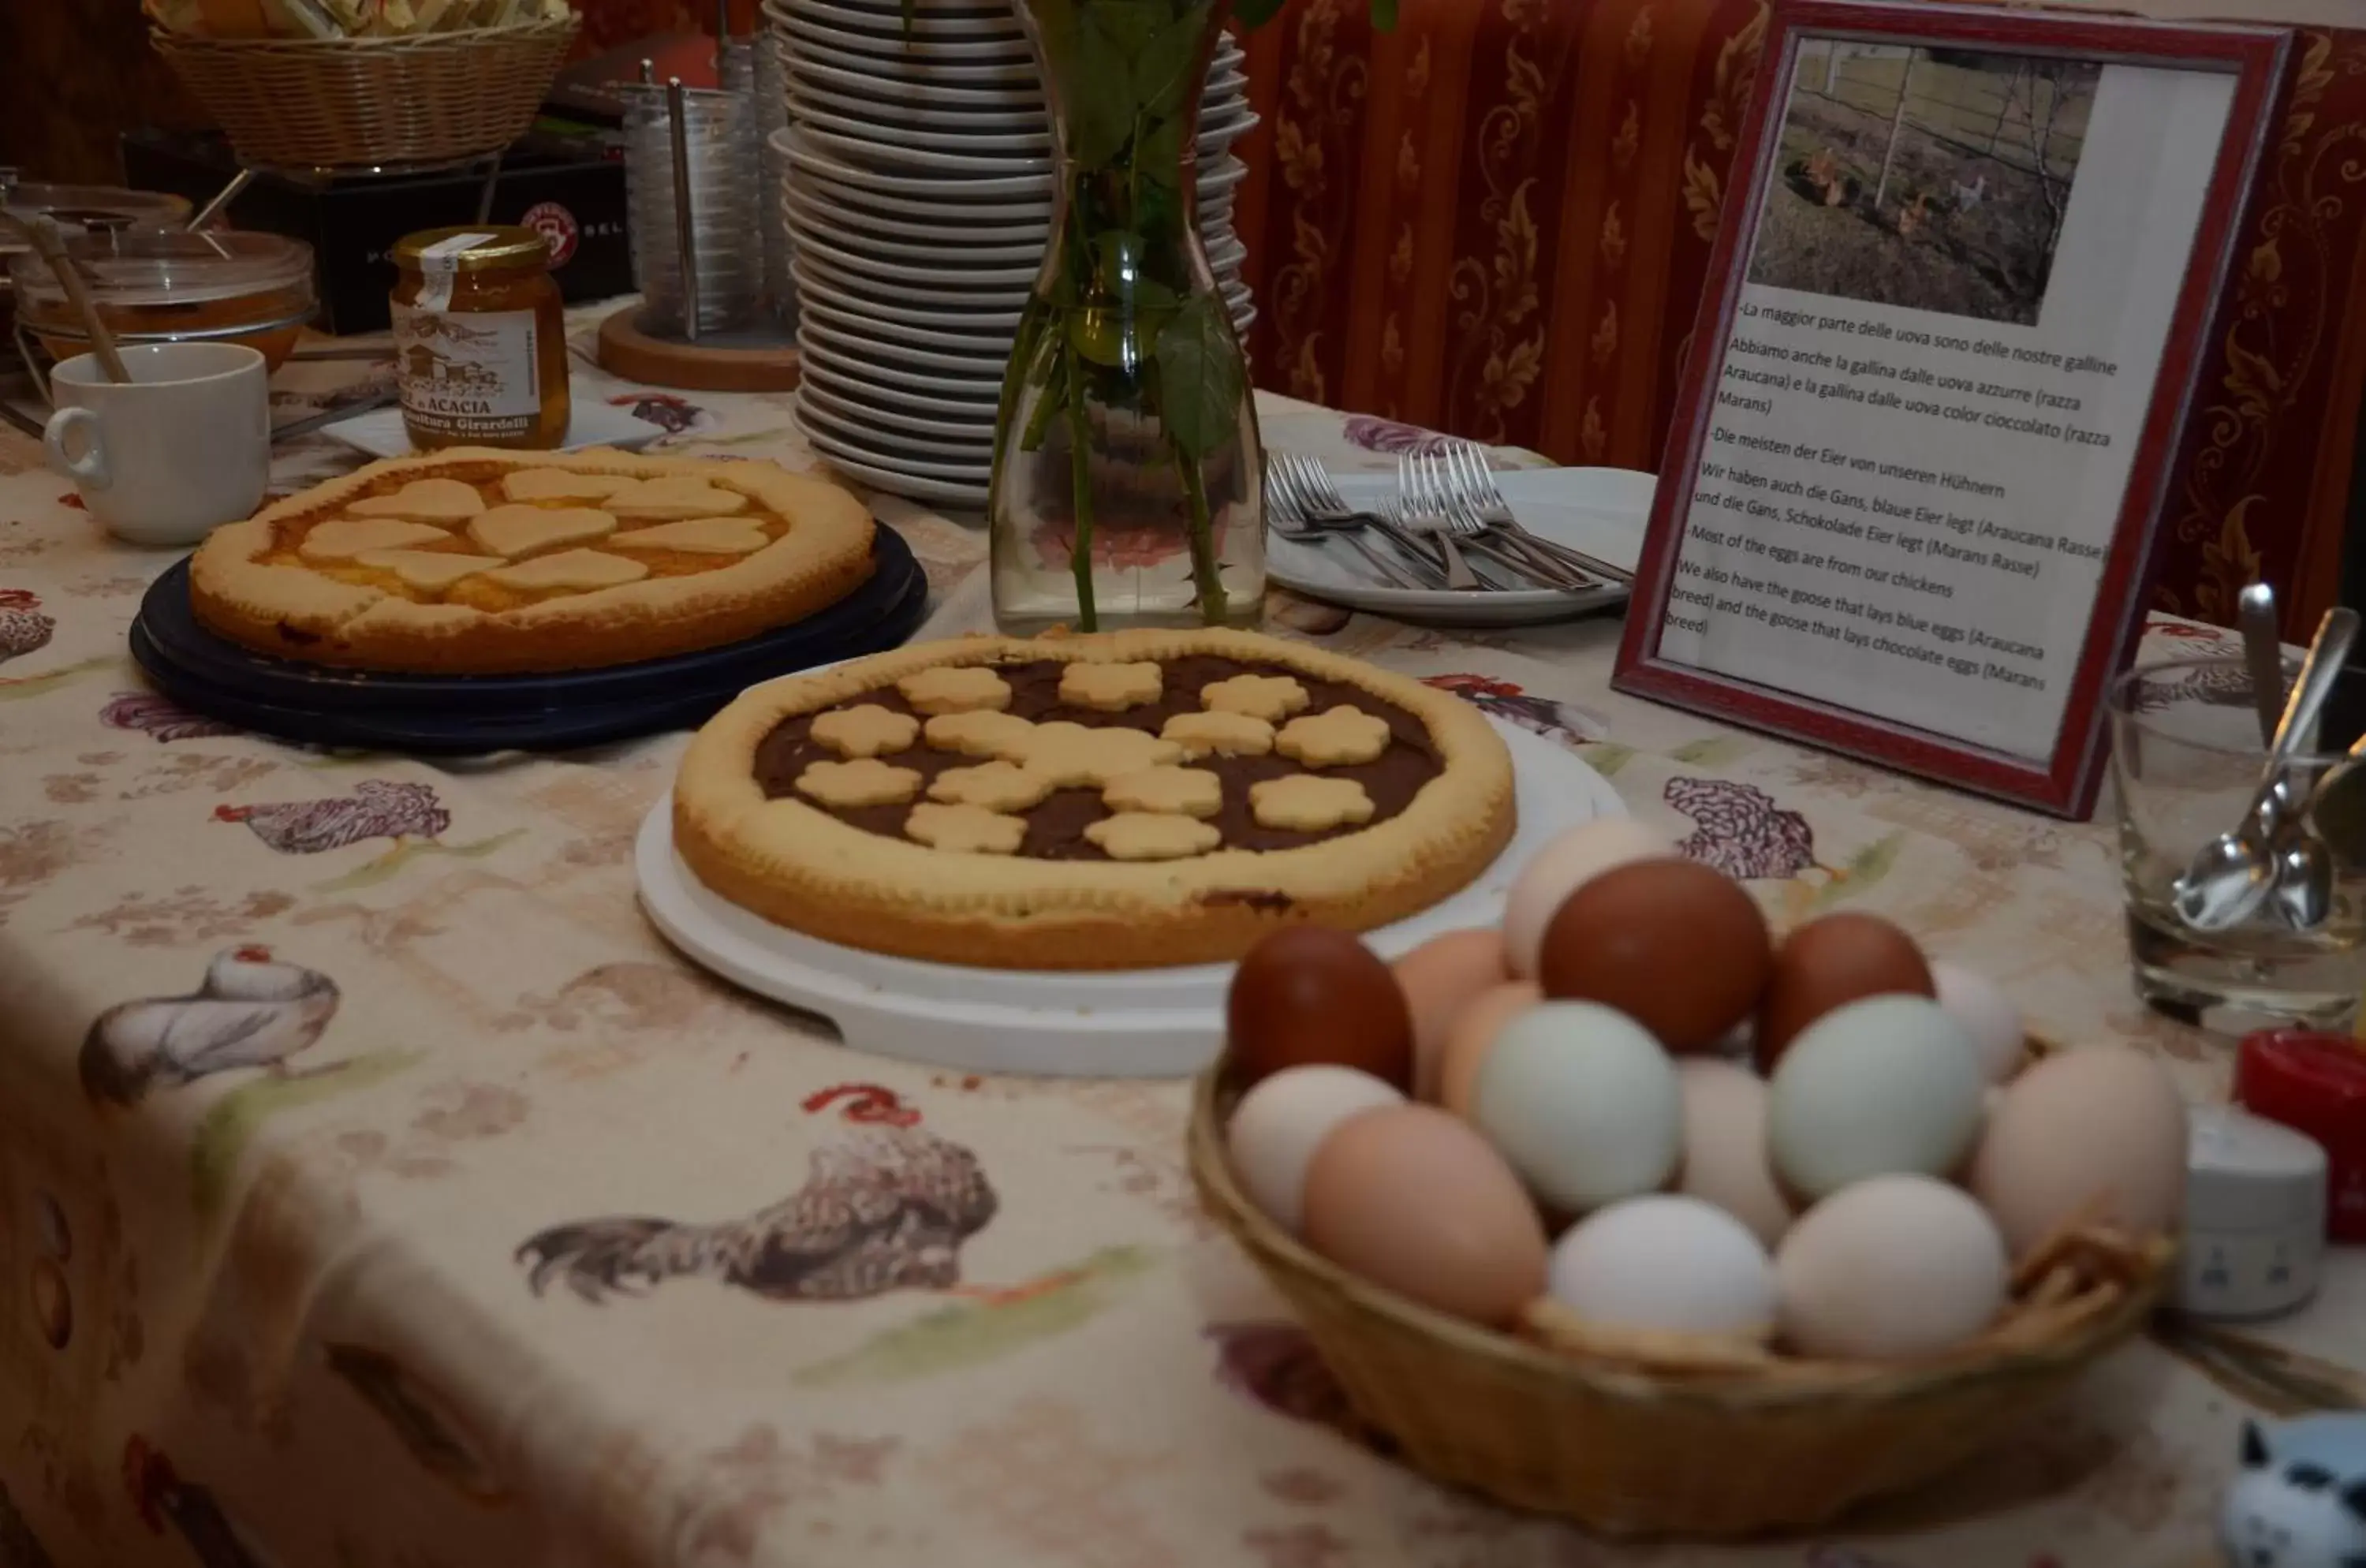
<box><xmin>7</xmin><ymin>226</ymin><xmax>314</xmax><ymax>371</ymax></box>
<box><xmin>0</xmin><ymin>180</ymin><xmax>193</xmax><ymax>337</ymax></box>
<box><xmin>389</xmin><ymin>225</ymin><xmax>569</xmax><ymax>451</ymax></box>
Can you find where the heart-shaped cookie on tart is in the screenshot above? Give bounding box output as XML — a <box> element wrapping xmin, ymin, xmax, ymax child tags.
<box><xmin>188</xmin><ymin>447</ymin><xmax>875</xmax><ymax>674</ymax></box>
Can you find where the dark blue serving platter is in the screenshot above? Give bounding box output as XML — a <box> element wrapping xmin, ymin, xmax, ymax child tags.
<box><xmin>129</xmin><ymin>528</ymin><xmax>928</xmax><ymax>755</ymax></box>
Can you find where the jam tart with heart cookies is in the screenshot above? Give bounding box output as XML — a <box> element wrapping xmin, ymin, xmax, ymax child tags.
<box><xmin>673</xmin><ymin>628</ymin><xmax>1517</xmax><ymax>969</ymax></box>
<box><xmin>188</xmin><ymin>446</ymin><xmax>875</xmax><ymax>674</ymax></box>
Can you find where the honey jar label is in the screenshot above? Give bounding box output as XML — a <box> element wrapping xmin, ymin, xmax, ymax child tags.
<box><xmin>391</xmin><ymin>304</ymin><xmax>543</xmax><ymax>444</ymax></box>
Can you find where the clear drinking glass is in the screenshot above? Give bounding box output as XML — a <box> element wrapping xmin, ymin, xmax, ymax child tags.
<box><xmin>2110</xmin><ymin>656</ymin><xmax>2366</xmax><ymax>1029</ymax></box>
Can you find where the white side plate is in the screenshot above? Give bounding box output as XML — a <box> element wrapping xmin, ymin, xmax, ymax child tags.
<box><xmin>319</xmin><ymin>400</ymin><xmax>666</xmax><ymax>461</ymax></box>
<box><xmin>1266</xmin><ymin>466</ymin><xmax>1655</xmax><ymax>628</ymax></box>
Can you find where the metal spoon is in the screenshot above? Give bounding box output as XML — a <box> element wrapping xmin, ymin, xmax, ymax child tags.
<box><xmin>2238</xmin><ymin>582</ymin><xmax>2285</xmax><ymax>748</ymax></box>
<box><xmin>2174</xmin><ymin>607</ymin><xmax>2360</xmax><ymax>931</ymax></box>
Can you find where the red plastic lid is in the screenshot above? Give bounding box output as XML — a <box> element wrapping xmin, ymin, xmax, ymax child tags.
<box><xmin>2237</xmin><ymin>1029</ymin><xmax>2366</xmax><ymax>1133</ymax></box>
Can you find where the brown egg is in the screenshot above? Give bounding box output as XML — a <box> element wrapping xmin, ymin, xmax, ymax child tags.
<box><xmin>1227</xmin><ymin>926</ymin><xmax>1415</xmax><ymax>1090</ymax></box>
<box><xmin>1537</xmin><ymin>858</ymin><xmax>1771</xmax><ymax>1051</ymax></box>
<box><xmin>1301</xmin><ymin>1104</ymin><xmax>1549</xmax><ymax>1325</ymax></box>
<box><xmin>1393</xmin><ymin>929</ymin><xmax>1511</xmax><ymax>1101</ymax></box>
<box><xmin>1754</xmin><ymin>912</ymin><xmax>1935</xmax><ymax>1071</ymax></box>
<box><xmin>1438</xmin><ymin>980</ymin><xmax>1543</xmax><ymax>1116</ymax></box>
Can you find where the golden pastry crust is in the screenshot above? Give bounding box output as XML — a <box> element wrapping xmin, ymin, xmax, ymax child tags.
<box><xmin>188</xmin><ymin>446</ymin><xmax>875</xmax><ymax>674</ymax></box>
<box><xmin>672</xmin><ymin>628</ymin><xmax>1518</xmax><ymax>970</ymax></box>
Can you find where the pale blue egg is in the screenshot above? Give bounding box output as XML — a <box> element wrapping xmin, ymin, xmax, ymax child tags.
<box><xmin>1768</xmin><ymin>995</ymin><xmax>1986</xmax><ymax>1200</ymax></box>
<box><xmin>1471</xmin><ymin>1001</ymin><xmax>1681</xmax><ymax>1212</ymax></box>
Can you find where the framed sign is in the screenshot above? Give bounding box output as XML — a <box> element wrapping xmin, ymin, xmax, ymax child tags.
<box><xmin>1612</xmin><ymin>0</ymin><xmax>2289</xmax><ymax>817</ymax></box>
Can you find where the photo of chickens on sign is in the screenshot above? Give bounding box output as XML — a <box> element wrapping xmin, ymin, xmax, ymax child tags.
<box><xmin>1753</xmin><ymin>43</ymin><xmax>2099</xmax><ymax>327</ymax></box>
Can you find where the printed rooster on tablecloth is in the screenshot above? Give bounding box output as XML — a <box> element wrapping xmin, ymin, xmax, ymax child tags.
<box><xmin>518</xmin><ymin>1084</ymin><xmax>1001</xmax><ymax>1304</ymax></box>
<box><xmin>99</xmin><ymin>692</ymin><xmax>238</xmax><ymax>743</ymax></box>
<box><xmin>214</xmin><ymin>779</ymin><xmax>450</xmax><ymax>856</ymax></box>
<box><xmin>0</xmin><ymin>589</ymin><xmax>54</xmax><ymax>665</ymax></box>
<box><xmin>80</xmin><ymin>946</ymin><xmax>339</xmax><ymax>1107</ymax></box>
<box><xmin>1422</xmin><ymin>674</ymin><xmax>1607</xmax><ymax>748</ymax></box>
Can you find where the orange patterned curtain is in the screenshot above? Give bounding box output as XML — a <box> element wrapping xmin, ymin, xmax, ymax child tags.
<box><xmin>1231</xmin><ymin>2</ymin><xmax>2366</xmax><ymax>633</ymax></box>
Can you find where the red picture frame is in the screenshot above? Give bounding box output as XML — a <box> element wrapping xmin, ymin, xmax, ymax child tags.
<box><xmin>1612</xmin><ymin>0</ymin><xmax>2290</xmax><ymax>819</ymax></box>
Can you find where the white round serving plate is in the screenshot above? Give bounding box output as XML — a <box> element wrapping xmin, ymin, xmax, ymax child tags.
<box><xmin>786</xmin><ymin>95</ymin><xmax>1054</xmax><ymax>155</ymax></box>
<box><xmin>800</xmin><ymin>292</ymin><xmax>1019</xmax><ymax>355</ymax></box>
<box><xmin>785</xmin><ymin>51</ymin><xmax>1048</xmax><ymax>103</ymax></box>
<box><xmin>790</xmin><ymin>168</ymin><xmax>1054</xmax><ymax>230</ymax></box>
<box><xmin>803</xmin><ymin>441</ymin><xmax>990</xmax><ymax>506</ymax></box>
<box><xmin>1267</xmin><ymin>466</ymin><xmax>1655</xmax><ymax>628</ymax></box>
<box><xmin>636</xmin><ymin>717</ymin><xmax>1623</xmax><ymax>1077</ymax></box>
<box><xmin>801</xmin><ymin>413</ymin><xmax>995</xmax><ymax>482</ymax></box>
<box><xmin>802</xmin><ymin>356</ymin><xmax>1002</xmax><ymax>417</ymax></box>
<box><xmin>779</xmin><ymin>0</ymin><xmax>1026</xmax><ymax>39</ymax></box>
<box><xmin>782</xmin><ymin>197</ymin><xmax>1045</xmax><ymax>263</ymax></box>
<box><xmin>800</xmin><ymin>318</ymin><xmax>1009</xmax><ymax>379</ymax></box>
<box><xmin>769</xmin><ymin>18</ymin><xmax>1038</xmax><ymax>79</ymax></box>
<box><xmin>800</xmin><ymin>341</ymin><xmax>1002</xmax><ymax>401</ymax></box>
<box><xmin>792</xmin><ymin>262</ymin><xmax>1025</xmax><ymax>333</ymax></box>
<box><xmin>797</xmin><ymin>394</ymin><xmax>995</xmax><ymax>461</ymax></box>
<box><xmin>791</xmin><ymin>226</ymin><xmax>1039</xmax><ymax>290</ymax></box>
<box><xmin>795</xmin><ymin>120</ymin><xmax>1053</xmax><ymax>176</ymax></box>
<box><xmin>799</xmin><ymin>376</ymin><xmax>992</xmax><ymax>441</ymax></box>
<box><xmin>775</xmin><ymin>128</ymin><xmax>1046</xmax><ymax>199</ymax></box>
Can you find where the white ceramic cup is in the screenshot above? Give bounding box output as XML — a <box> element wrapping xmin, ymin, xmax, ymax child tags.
<box><xmin>43</xmin><ymin>342</ymin><xmax>271</xmax><ymax>547</ymax></box>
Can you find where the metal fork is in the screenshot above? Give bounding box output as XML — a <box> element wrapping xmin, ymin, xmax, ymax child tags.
<box><xmin>1264</xmin><ymin>454</ymin><xmax>1434</xmax><ymax>591</ymax></box>
<box><xmin>1399</xmin><ymin>450</ymin><xmax>1599</xmax><ymax>591</ymax></box>
<box><xmin>1394</xmin><ymin>452</ymin><xmax>1487</xmax><ymax>590</ymax></box>
<box><xmin>1271</xmin><ymin>453</ymin><xmax>1450</xmax><ymax>588</ymax></box>
<box><xmin>1442</xmin><ymin>441</ymin><xmax>1635</xmax><ymax>585</ymax></box>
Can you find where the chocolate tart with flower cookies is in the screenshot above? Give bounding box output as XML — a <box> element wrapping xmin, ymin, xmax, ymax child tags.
<box><xmin>188</xmin><ymin>446</ymin><xmax>875</xmax><ymax>674</ymax></box>
<box><xmin>673</xmin><ymin>628</ymin><xmax>1517</xmax><ymax>969</ymax></box>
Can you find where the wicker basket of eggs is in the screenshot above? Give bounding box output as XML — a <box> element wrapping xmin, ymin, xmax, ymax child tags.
<box><xmin>1188</xmin><ymin>817</ymin><xmax>2181</xmax><ymax>1537</ymax></box>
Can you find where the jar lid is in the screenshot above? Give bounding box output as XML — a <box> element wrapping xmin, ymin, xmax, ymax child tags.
<box><xmin>6</xmin><ymin>227</ymin><xmax>315</xmax><ymax>308</ymax></box>
<box><xmin>391</xmin><ymin>226</ymin><xmax>550</xmax><ymax>274</ymax></box>
<box><xmin>2186</xmin><ymin>1104</ymin><xmax>2327</xmax><ymax>1233</ymax></box>
<box><xmin>0</xmin><ymin>183</ymin><xmax>191</xmax><ymax>252</ymax></box>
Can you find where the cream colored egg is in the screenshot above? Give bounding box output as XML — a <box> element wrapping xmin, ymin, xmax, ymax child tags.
<box><xmin>1776</xmin><ymin>1174</ymin><xmax>2009</xmax><ymax>1358</ymax></box>
<box><xmin>1502</xmin><ymin>818</ymin><xmax>1674</xmax><ymax>979</ymax></box>
<box><xmin>1931</xmin><ymin>961</ymin><xmax>2025</xmax><ymax>1082</ymax></box>
<box><xmin>1393</xmin><ymin>929</ymin><xmax>1512</xmax><ymax>1102</ymax></box>
<box><xmin>1302</xmin><ymin>1105</ymin><xmax>1550</xmax><ymax>1326</ymax></box>
<box><xmin>1676</xmin><ymin>1060</ymin><xmax>1795</xmax><ymax>1246</ymax></box>
<box><xmin>1969</xmin><ymin>1043</ymin><xmax>2188</xmax><ymax>1257</ymax></box>
<box><xmin>1547</xmin><ymin>1194</ymin><xmax>1777</xmax><ymax>1339</ymax></box>
<box><xmin>1226</xmin><ymin>1066</ymin><xmax>1405</xmax><ymax>1234</ymax></box>
<box><xmin>1438</xmin><ymin>980</ymin><xmax>1542</xmax><ymax>1116</ymax></box>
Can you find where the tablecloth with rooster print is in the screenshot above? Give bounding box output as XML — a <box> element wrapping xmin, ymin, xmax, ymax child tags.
<box><xmin>0</xmin><ymin>308</ymin><xmax>2331</xmax><ymax>1568</ymax></box>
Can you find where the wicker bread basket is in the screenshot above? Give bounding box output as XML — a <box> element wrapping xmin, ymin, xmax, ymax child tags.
<box><xmin>152</xmin><ymin>19</ymin><xmax>579</xmax><ymax>171</ymax></box>
<box><xmin>1188</xmin><ymin>1059</ymin><xmax>2173</xmax><ymax>1538</ymax></box>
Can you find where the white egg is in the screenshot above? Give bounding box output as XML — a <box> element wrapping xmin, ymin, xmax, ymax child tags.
<box><xmin>1767</xmin><ymin>995</ymin><xmax>1987</xmax><ymax>1200</ymax></box>
<box><xmin>1776</xmin><ymin>1174</ymin><xmax>2010</xmax><ymax>1358</ymax></box>
<box><xmin>1471</xmin><ymin>1002</ymin><xmax>1681</xmax><ymax>1212</ymax></box>
<box><xmin>1501</xmin><ymin>817</ymin><xmax>1674</xmax><ymax>979</ymax></box>
<box><xmin>1226</xmin><ymin>1066</ymin><xmax>1405</xmax><ymax>1233</ymax></box>
<box><xmin>1676</xmin><ymin>1060</ymin><xmax>1795</xmax><ymax>1245</ymax></box>
<box><xmin>1931</xmin><ymin>961</ymin><xmax>2025</xmax><ymax>1082</ymax></box>
<box><xmin>1548</xmin><ymin>1194</ymin><xmax>1778</xmax><ymax>1338</ymax></box>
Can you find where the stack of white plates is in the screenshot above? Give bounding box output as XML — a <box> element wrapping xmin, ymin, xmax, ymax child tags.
<box><xmin>761</xmin><ymin>0</ymin><xmax>1260</xmax><ymax>507</ymax></box>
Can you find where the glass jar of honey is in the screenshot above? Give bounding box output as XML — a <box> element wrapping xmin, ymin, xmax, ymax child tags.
<box><xmin>389</xmin><ymin>226</ymin><xmax>569</xmax><ymax>450</ymax></box>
